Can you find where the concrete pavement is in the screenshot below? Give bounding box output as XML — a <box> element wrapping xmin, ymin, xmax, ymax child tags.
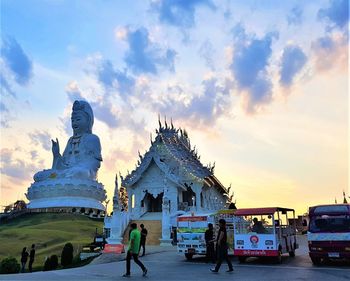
<box><xmin>0</xmin><ymin>236</ymin><xmax>349</xmax><ymax>281</ymax></box>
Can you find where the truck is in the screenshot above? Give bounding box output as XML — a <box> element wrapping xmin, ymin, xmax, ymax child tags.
<box><xmin>176</xmin><ymin>210</ymin><xmax>236</xmax><ymax>260</ymax></box>
<box><xmin>308</xmin><ymin>203</ymin><xmax>350</xmax><ymax>265</ymax></box>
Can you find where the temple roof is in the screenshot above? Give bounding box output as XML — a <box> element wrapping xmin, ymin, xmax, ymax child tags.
<box><xmin>121</xmin><ymin>119</ymin><xmax>228</xmax><ymax>195</ymax></box>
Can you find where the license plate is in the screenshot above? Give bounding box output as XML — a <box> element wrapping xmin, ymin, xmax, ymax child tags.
<box><xmin>328</xmin><ymin>252</ymin><xmax>339</xmax><ymax>258</ymax></box>
<box><xmin>188</xmin><ymin>248</ymin><xmax>195</xmax><ymax>254</ymax></box>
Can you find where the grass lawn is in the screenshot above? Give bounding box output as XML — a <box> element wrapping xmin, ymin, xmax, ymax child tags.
<box><xmin>0</xmin><ymin>213</ymin><xmax>104</xmax><ymax>272</ymax></box>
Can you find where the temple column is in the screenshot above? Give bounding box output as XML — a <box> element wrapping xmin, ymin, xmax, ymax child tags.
<box><xmin>192</xmin><ymin>182</ymin><xmax>202</xmax><ymax>212</ymax></box>
<box><xmin>160</xmin><ymin>179</ymin><xmax>172</xmax><ymax>246</ymax></box>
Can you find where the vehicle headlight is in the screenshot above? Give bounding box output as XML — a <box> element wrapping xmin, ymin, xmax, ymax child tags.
<box><xmin>236</xmin><ymin>240</ymin><xmax>244</xmax><ymax>245</ymax></box>
<box><xmin>265</xmin><ymin>240</ymin><xmax>273</xmax><ymax>245</ymax></box>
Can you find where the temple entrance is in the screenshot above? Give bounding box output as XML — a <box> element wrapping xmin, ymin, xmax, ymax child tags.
<box><xmin>182</xmin><ymin>186</ymin><xmax>196</xmax><ymax>207</ymax></box>
<box><xmin>143</xmin><ymin>192</ymin><xmax>163</xmax><ymax>212</ymax></box>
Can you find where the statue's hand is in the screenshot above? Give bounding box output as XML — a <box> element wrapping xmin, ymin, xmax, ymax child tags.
<box><xmin>52</xmin><ymin>138</ymin><xmax>60</xmax><ymax>157</ymax></box>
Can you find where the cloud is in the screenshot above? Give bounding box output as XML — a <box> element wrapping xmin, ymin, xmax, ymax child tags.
<box><xmin>318</xmin><ymin>0</ymin><xmax>349</xmax><ymax>30</ymax></box>
<box><xmin>90</xmin><ymin>100</ymin><xmax>120</xmax><ymax>128</ymax></box>
<box><xmin>0</xmin><ymin>100</ymin><xmax>13</xmax><ymax>128</ymax></box>
<box><xmin>66</xmin><ymin>81</ymin><xmax>85</xmax><ymax>102</ymax></box>
<box><xmin>65</xmin><ymin>77</ymin><xmax>147</xmax><ymax>132</ymax></box>
<box><xmin>311</xmin><ymin>34</ymin><xmax>348</xmax><ymax>73</ymax></box>
<box><xmin>30</xmin><ymin>150</ymin><xmax>38</xmax><ymax>160</ymax></box>
<box><xmin>28</xmin><ymin>130</ymin><xmax>52</xmax><ymax>151</ymax></box>
<box><xmin>65</xmin><ymin>81</ymin><xmax>120</xmax><ymax>128</ymax></box>
<box><xmin>0</xmin><ymin>148</ymin><xmax>37</xmax><ymax>183</ymax></box>
<box><xmin>198</xmin><ymin>40</ymin><xmax>216</xmax><ymax>70</ymax></box>
<box><xmin>151</xmin><ymin>0</ymin><xmax>216</xmax><ymax>29</ymax></box>
<box><xmin>97</xmin><ymin>59</ymin><xmax>135</xmax><ymax>97</ymax></box>
<box><xmin>230</xmin><ymin>27</ymin><xmax>278</xmax><ymax>113</ymax></box>
<box><xmin>153</xmin><ymin>76</ymin><xmax>233</xmax><ymax>126</ymax></box>
<box><xmin>1</xmin><ymin>36</ymin><xmax>33</xmax><ymax>86</ymax></box>
<box><xmin>123</xmin><ymin>27</ymin><xmax>177</xmax><ymax>74</ymax></box>
<box><xmin>0</xmin><ymin>72</ymin><xmax>16</xmax><ymax>97</ymax></box>
<box><xmin>287</xmin><ymin>6</ymin><xmax>303</xmax><ymax>25</ymax></box>
<box><xmin>279</xmin><ymin>45</ymin><xmax>307</xmax><ymax>87</ymax></box>
<box><xmin>0</xmin><ymin>102</ymin><xmax>9</xmax><ymax>113</ymax></box>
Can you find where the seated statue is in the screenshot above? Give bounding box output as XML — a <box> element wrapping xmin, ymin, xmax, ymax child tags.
<box><xmin>34</xmin><ymin>100</ymin><xmax>102</xmax><ymax>182</ymax></box>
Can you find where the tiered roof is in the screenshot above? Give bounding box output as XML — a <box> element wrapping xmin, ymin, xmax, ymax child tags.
<box><xmin>121</xmin><ymin>119</ymin><xmax>229</xmax><ymax>196</ymax></box>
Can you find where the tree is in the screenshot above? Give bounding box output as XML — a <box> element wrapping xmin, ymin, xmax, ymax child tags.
<box><xmin>0</xmin><ymin>257</ymin><xmax>20</xmax><ymax>274</ymax></box>
<box><xmin>61</xmin><ymin>243</ymin><xmax>74</xmax><ymax>267</ymax></box>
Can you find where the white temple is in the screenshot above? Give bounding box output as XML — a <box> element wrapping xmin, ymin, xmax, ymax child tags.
<box><xmin>104</xmin><ymin>119</ymin><xmax>231</xmax><ymax>245</ymax></box>
<box><xmin>26</xmin><ymin>100</ymin><xmax>107</xmax><ymax>214</ymax></box>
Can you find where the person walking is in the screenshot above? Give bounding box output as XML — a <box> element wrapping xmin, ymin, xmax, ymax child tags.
<box><xmin>28</xmin><ymin>244</ymin><xmax>35</xmax><ymax>273</ymax></box>
<box><xmin>205</xmin><ymin>223</ymin><xmax>216</xmax><ymax>263</ymax></box>
<box><xmin>20</xmin><ymin>247</ymin><xmax>29</xmax><ymax>273</ymax></box>
<box><xmin>210</xmin><ymin>219</ymin><xmax>233</xmax><ymax>273</ymax></box>
<box><xmin>139</xmin><ymin>224</ymin><xmax>148</xmax><ymax>257</ymax></box>
<box><xmin>123</xmin><ymin>223</ymin><xmax>148</xmax><ymax>277</ymax></box>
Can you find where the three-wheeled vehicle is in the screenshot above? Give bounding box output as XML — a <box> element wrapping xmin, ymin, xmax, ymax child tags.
<box><xmin>177</xmin><ymin>210</ymin><xmax>236</xmax><ymax>260</ymax></box>
<box><xmin>233</xmin><ymin>207</ymin><xmax>298</xmax><ymax>263</ymax></box>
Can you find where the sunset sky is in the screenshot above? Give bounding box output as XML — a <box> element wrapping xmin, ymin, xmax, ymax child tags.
<box><xmin>1</xmin><ymin>0</ymin><xmax>348</xmax><ymax>214</ymax></box>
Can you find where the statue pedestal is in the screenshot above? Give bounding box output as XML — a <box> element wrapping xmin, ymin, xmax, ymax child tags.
<box><xmin>26</xmin><ymin>178</ymin><xmax>106</xmax><ymax>211</ymax></box>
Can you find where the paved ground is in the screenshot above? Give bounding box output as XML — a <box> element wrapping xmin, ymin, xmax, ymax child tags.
<box><xmin>1</xmin><ymin>236</ymin><xmax>349</xmax><ymax>281</ymax></box>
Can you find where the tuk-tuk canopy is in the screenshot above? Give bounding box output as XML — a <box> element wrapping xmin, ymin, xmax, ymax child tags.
<box><xmin>235</xmin><ymin>207</ymin><xmax>295</xmax><ymax>216</ymax></box>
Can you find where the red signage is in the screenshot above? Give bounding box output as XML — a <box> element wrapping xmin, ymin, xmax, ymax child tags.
<box><xmin>103</xmin><ymin>244</ymin><xmax>125</xmax><ymax>254</ymax></box>
<box><xmin>177</xmin><ymin>216</ymin><xmax>207</xmax><ymax>222</ymax></box>
<box><xmin>234</xmin><ymin>249</ymin><xmax>279</xmax><ymax>257</ymax></box>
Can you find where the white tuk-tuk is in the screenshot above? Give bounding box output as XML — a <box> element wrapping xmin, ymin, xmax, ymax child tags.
<box><xmin>233</xmin><ymin>207</ymin><xmax>298</xmax><ymax>263</ymax></box>
<box><xmin>177</xmin><ymin>210</ymin><xmax>236</xmax><ymax>260</ymax></box>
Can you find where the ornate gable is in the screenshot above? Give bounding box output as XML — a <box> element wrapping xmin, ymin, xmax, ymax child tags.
<box><xmin>121</xmin><ymin>119</ymin><xmax>228</xmax><ymax>195</ymax></box>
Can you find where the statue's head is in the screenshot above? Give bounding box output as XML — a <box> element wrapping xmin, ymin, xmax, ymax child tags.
<box><xmin>71</xmin><ymin>100</ymin><xmax>94</xmax><ymax>135</ymax></box>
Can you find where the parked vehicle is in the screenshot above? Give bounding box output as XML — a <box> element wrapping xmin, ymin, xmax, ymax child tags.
<box><xmin>233</xmin><ymin>207</ymin><xmax>298</xmax><ymax>263</ymax></box>
<box><xmin>177</xmin><ymin>210</ymin><xmax>236</xmax><ymax>260</ymax></box>
<box><xmin>308</xmin><ymin>204</ymin><xmax>350</xmax><ymax>265</ymax></box>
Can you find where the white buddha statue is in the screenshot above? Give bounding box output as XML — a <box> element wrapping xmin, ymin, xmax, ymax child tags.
<box><xmin>34</xmin><ymin>100</ymin><xmax>102</xmax><ymax>182</ymax></box>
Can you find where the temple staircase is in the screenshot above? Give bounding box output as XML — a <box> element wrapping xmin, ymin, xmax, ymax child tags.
<box><xmin>122</xmin><ymin>212</ymin><xmax>162</xmax><ymax>245</ymax></box>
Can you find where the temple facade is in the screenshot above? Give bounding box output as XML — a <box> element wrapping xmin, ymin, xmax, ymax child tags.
<box><xmin>104</xmin><ymin>119</ymin><xmax>233</xmax><ymax>245</ymax></box>
<box><xmin>121</xmin><ymin>119</ymin><xmax>231</xmax><ymax>221</ymax></box>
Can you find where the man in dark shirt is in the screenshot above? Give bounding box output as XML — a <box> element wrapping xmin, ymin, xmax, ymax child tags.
<box><xmin>28</xmin><ymin>244</ymin><xmax>35</xmax><ymax>272</ymax></box>
<box><xmin>205</xmin><ymin>223</ymin><xmax>216</xmax><ymax>263</ymax></box>
<box><xmin>210</xmin><ymin>219</ymin><xmax>233</xmax><ymax>273</ymax></box>
<box><xmin>139</xmin><ymin>224</ymin><xmax>148</xmax><ymax>257</ymax></box>
<box><xmin>252</xmin><ymin>218</ymin><xmax>266</xmax><ymax>234</ymax></box>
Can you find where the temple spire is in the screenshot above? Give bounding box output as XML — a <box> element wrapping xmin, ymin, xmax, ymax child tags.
<box><xmin>113</xmin><ymin>173</ymin><xmax>120</xmax><ymax>211</ymax></box>
<box><xmin>164</xmin><ymin>116</ymin><xmax>168</xmax><ymax>128</ymax></box>
<box><xmin>158</xmin><ymin>114</ymin><xmax>162</xmax><ymax>129</ymax></box>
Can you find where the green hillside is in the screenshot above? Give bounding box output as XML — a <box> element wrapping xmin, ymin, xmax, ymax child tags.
<box><xmin>0</xmin><ymin>213</ymin><xmax>104</xmax><ymax>271</ymax></box>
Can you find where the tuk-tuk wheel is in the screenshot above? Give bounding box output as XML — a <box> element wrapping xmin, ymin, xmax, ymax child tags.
<box><xmin>311</xmin><ymin>257</ymin><xmax>322</xmax><ymax>266</ymax></box>
<box><xmin>185</xmin><ymin>253</ymin><xmax>193</xmax><ymax>260</ymax></box>
<box><xmin>289</xmin><ymin>250</ymin><xmax>295</xmax><ymax>257</ymax></box>
<box><xmin>238</xmin><ymin>256</ymin><xmax>246</xmax><ymax>263</ymax></box>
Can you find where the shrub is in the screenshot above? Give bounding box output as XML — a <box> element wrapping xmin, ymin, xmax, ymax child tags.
<box><xmin>72</xmin><ymin>254</ymin><xmax>81</xmax><ymax>265</ymax></box>
<box><xmin>61</xmin><ymin>243</ymin><xmax>74</xmax><ymax>267</ymax></box>
<box><xmin>50</xmin><ymin>255</ymin><xmax>58</xmax><ymax>270</ymax></box>
<box><xmin>43</xmin><ymin>257</ymin><xmax>51</xmax><ymax>271</ymax></box>
<box><xmin>43</xmin><ymin>255</ymin><xmax>59</xmax><ymax>271</ymax></box>
<box><xmin>0</xmin><ymin>257</ymin><xmax>20</xmax><ymax>274</ymax></box>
